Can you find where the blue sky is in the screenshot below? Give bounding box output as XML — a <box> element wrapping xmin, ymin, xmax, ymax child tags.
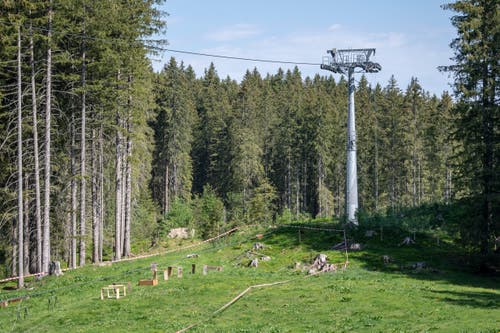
<box><xmin>154</xmin><ymin>0</ymin><xmax>456</xmax><ymax>96</ymax></box>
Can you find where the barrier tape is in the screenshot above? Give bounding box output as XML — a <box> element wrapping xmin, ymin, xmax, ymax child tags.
<box><xmin>0</xmin><ymin>227</ymin><xmax>241</xmax><ymax>284</ymax></box>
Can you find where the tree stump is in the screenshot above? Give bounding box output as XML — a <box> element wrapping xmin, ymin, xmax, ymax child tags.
<box><xmin>49</xmin><ymin>261</ymin><xmax>63</xmax><ymax>276</ymax></box>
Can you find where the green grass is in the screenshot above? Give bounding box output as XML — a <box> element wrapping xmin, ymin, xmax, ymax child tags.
<box><xmin>0</xmin><ymin>225</ymin><xmax>499</xmax><ymax>332</ymax></box>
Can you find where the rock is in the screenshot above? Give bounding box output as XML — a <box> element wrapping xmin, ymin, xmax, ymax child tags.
<box><xmin>399</xmin><ymin>237</ymin><xmax>415</xmax><ymax>246</ymax></box>
<box><xmin>186</xmin><ymin>253</ymin><xmax>199</xmax><ymax>258</ymax></box>
<box><xmin>168</xmin><ymin>227</ymin><xmax>190</xmax><ymax>239</ymax></box>
<box><xmin>349</xmin><ymin>243</ymin><xmax>362</xmax><ymax>251</ymax></box>
<box><xmin>321</xmin><ymin>263</ymin><xmax>337</xmax><ymax>272</ymax></box>
<box><xmin>413</xmin><ymin>261</ymin><xmax>427</xmax><ymax>269</ymax></box>
<box><xmin>249</xmin><ymin>258</ymin><xmax>259</xmax><ymax>268</ymax></box>
<box><xmin>313</xmin><ymin>253</ymin><xmax>328</xmax><ymax>265</ymax></box>
<box><xmin>382</xmin><ymin>255</ymin><xmax>391</xmax><ymax>264</ymax></box>
<box><xmin>260</xmin><ymin>256</ymin><xmax>271</xmax><ymax>261</ymax></box>
<box><xmin>312</xmin><ymin>254</ymin><xmax>328</xmax><ymax>270</ymax></box>
<box><xmin>49</xmin><ymin>261</ymin><xmax>63</xmax><ymax>276</ymax></box>
<box><xmin>308</xmin><ymin>268</ymin><xmax>317</xmax><ymax>275</ymax></box>
<box><xmin>253</xmin><ymin>242</ymin><xmax>265</xmax><ymax>250</ymax></box>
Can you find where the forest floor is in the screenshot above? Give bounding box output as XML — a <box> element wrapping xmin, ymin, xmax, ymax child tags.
<box><xmin>0</xmin><ymin>224</ymin><xmax>498</xmax><ymax>332</ymax></box>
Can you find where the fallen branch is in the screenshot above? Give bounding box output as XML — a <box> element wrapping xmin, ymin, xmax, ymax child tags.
<box><xmin>175</xmin><ymin>266</ymin><xmax>342</xmax><ymax>333</ymax></box>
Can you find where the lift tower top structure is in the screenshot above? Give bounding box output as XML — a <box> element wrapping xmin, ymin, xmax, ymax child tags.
<box><xmin>321</xmin><ymin>48</ymin><xmax>381</xmax><ymax>224</ymax></box>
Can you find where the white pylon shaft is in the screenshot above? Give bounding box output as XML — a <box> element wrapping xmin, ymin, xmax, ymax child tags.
<box><xmin>346</xmin><ymin>68</ymin><xmax>358</xmax><ymax>224</ymax></box>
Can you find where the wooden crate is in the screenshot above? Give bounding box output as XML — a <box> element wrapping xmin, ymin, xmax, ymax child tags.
<box><xmin>138</xmin><ymin>279</ymin><xmax>158</xmax><ymax>286</ymax></box>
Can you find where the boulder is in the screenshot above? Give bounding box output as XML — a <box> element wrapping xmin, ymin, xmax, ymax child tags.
<box><xmin>399</xmin><ymin>237</ymin><xmax>415</xmax><ymax>246</ymax></box>
<box><xmin>312</xmin><ymin>253</ymin><xmax>328</xmax><ymax>269</ymax></box>
<box><xmin>168</xmin><ymin>227</ymin><xmax>190</xmax><ymax>239</ymax></box>
<box><xmin>49</xmin><ymin>261</ymin><xmax>63</xmax><ymax>276</ymax></box>
<box><xmin>249</xmin><ymin>258</ymin><xmax>259</xmax><ymax>268</ymax></box>
<box><xmin>412</xmin><ymin>261</ymin><xmax>427</xmax><ymax>270</ymax></box>
<box><xmin>349</xmin><ymin>243</ymin><xmax>362</xmax><ymax>251</ymax></box>
<box><xmin>253</xmin><ymin>242</ymin><xmax>265</xmax><ymax>250</ymax></box>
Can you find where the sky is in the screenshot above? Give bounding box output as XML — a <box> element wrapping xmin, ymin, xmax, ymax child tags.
<box><xmin>153</xmin><ymin>0</ymin><xmax>457</xmax><ymax>96</ymax></box>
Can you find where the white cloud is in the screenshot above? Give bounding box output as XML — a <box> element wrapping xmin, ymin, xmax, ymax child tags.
<box><xmin>159</xmin><ymin>24</ymin><xmax>452</xmax><ymax>95</ymax></box>
<box><xmin>328</xmin><ymin>24</ymin><xmax>342</xmax><ymax>31</ymax></box>
<box><xmin>205</xmin><ymin>24</ymin><xmax>262</xmax><ymax>42</ymax></box>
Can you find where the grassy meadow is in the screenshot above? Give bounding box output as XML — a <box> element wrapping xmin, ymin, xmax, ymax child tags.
<box><xmin>0</xmin><ymin>224</ymin><xmax>498</xmax><ymax>332</ymax></box>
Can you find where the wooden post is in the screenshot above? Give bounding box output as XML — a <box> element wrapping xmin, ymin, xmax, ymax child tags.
<box><xmin>191</xmin><ymin>264</ymin><xmax>196</xmax><ymax>274</ymax></box>
<box><xmin>163</xmin><ymin>270</ymin><xmax>169</xmax><ymax>280</ymax></box>
<box><xmin>177</xmin><ymin>267</ymin><xmax>183</xmax><ymax>278</ymax></box>
<box><xmin>167</xmin><ymin>266</ymin><xmax>173</xmax><ymax>277</ymax></box>
<box><xmin>203</xmin><ymin>265</ymin><xmax>207</xmax><ymax>275</ymax></box>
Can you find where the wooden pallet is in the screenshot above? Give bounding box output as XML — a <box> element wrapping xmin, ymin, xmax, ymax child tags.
<box><xmin>101</xmin><ymin>285</ymin><xmax>126</xmax><ymax>300</ymax></box>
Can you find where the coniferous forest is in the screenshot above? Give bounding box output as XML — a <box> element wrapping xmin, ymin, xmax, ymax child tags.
<box><xmin>0</xmin><ymin>0</ymin><xmax>498</xmax><ymax>282</ymax></box>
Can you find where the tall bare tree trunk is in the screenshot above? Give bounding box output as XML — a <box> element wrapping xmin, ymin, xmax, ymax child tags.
<box><xmin>79</xmin><ymin>38</ymin><xmax>87</xmax><ymax>267</ymax></box>
<box><xmin>91</xmin><ymin>128</ymin><xmax>99</xmax><ymax>263</ymax></box>
<box><xmin>70</xmin><ymin>115</ymin><xmax>77</xmax><ymax>268</ymax></box>
<box><xmin>318</xmin><ymin>156</ymin><xmax>323</xmax><ymax>217</ymax></box>
<box><xmin>120</xmin><ymin>138</ymin><xmax>126</xmax><ymax>252</ymax></box>
<box><xmin>24</xmin><ymin>176</ymin><xmax>30</xmax><ymax>275</ymax></box>
<box><xmin>123</xmin><ymin>128</ymin><xmax>132</xmax><ymax>257</ymax></box>
<box><xmin>64</xmin><ymin>190</ymin><xmax>71</xmax><ymax>266</ymax></box>
<box><xmin>122</xmin><ymin>75</ymin><xmax>133</xmax><ymax>257</ymax></box>
<box><xmin>164</xmin><ymin>164</ymin><xmax>169</xmax><ymax>213</ymax></box>
<box><xmin>98</xmin><ymin>123</ymin><xmax>104</xmax><ymax>261</ymax></box>
<box><xmin>374</xmin><ymin>112</ymin><xmax>379</xmax><ymax>212</ymax></box>
<box><xmin>172</xmin><ymin>162</ymin><xmax>178</xmax><ymax>198</ymax></box>
<box><xmin>29</xmin><ymin>19</ymin><xmax>42</xmax><ymax>273</ymax></box>
<box><xmin>17</xmin><ymin>24</ymin><xmax>24</xmax><ymax>288</ymax></box>
<box><xmin>114</xmin><ymin>111</ymin><xmax>123</xmax><ymax>260</ymax></box>
<box><xmin>295</xmin><ymin>169</ymin><xmax>299</xmax><ymax>219</ymax></box>
<box><xmin>286</xmin><ymin>151</ymin><xmax>291</xmax><ymax>210</ymax></box>
<box><xmin>42</xmin><ymin>1</ymin><xmax>53</xmax><ymax>273</ymax></box>
<box><xmin>12</xmin><ymin>226</ymin><xmax>17</xmax><ymax>277</ymax></box>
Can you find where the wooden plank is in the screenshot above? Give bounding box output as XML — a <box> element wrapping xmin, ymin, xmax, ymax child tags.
<box><xmin>202</xmin><ymin>265</ymin><xmax>223</xmax><ymax>275</ymax></box>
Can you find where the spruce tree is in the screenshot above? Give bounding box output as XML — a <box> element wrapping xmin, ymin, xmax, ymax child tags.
<box><xmin>442</xmin><ymin>0</ymin><xmax>499</xmax><ymax>254</ymax></box>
